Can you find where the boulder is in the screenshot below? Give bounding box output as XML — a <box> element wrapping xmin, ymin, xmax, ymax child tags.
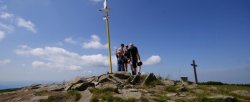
<box><xmin>114</xmin><ymin>89</ymin><xmax>142</xmax><ymax>99</ymax></box>
<box><xmin>142</xmin><ymin>73</ymin><xmax>157</xmax><ymax>86</ymax></box>
<box><xmin>30</xmin><ymin>84</ymin><xmax>42</xmax><ymax>89</ymax></box>
<box><xmin>130</xmin><ymin>75</ymin><xmax>141</xmax><ymax>84</ymax></box>
<box><xmin>70</xmin><ymin>77</ymin><xmax>87</xmax><ymax>85</ymax></box>
<box><xmin>47</xmin><ymin>84</ymin><xmax>65</xmax><ymax>91</ymax></box>
<box><xmin>162</xmin><ymin>80</ymin><xmax>175</xmax><ymax>86</ymax></box>
<box><xmin>71</xmin><ymin>82</ymin><xmax>95</xmax><ymax>91</ymax></box>
<box><xmin>78</xmin><ymin>89</ymin><xmax>93</xmax><ymax>102</ymax></box>
<box><xmin>98</xmin><ymin>74</ymin><xmax>111</xmax><ymax>83</ymax></box>
<box><xmin>113</xmin><ymin>72</ymin><xmax>131</xmax><ymax>79</ymax></box>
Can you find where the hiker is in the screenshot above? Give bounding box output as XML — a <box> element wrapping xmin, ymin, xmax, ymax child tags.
<box><xmin>116</xmin><ymin>44</ymin><xmax>125</xmax><ymax>71</ymax></box>
<box><xmin>123</xmin><ymin>45</ymin><xmax>130</xmax><ymax>72</ymax></box>
<box><xmin>129</xmin><ymin>43</ymin><xmax>142</xmax><ymax>75</ymax></box>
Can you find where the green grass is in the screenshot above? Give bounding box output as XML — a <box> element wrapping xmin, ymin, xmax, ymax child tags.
<box><xmin>90</xmin><ymin>94</ymin><xmax>138</xmax><ymax>102</ymax></box>
<box><xmin>39</xmin><ymin>90</ymin><xmax>81</xmax><ymax>102</ymax></box>
<box><xmin>165</xmin><ymin>85</ymin><xmax>178</xmax><ymax>92</ymax></box>
<box><xmin>39</xmin><ymin>94</ymin><xmax>69</xmax><ymax>102</ymax></box>
<box><xmin>34</xmin><ymin>90</ymin><xmax>49</xmax><ymax>96</ymax></box>
<box><xmin>197</xmin><ymin>85</ymin><xmax>250</xmax><ymax>101</ymax></box>
<box><xmin>67</xmin><ymin>90</ymin><xmax>81</xmax><ymax>101</ymax></box>
<box><xmin>153</xmin><ymin>94</ymin><xmax>169</xmax><ymax>102</ymax></box>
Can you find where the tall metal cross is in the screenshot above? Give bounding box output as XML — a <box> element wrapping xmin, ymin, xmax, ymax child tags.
<box><xmin>191</xmin><ymin>60</ymin><xmax>198</xmax><ymax>84</ymax></box>
<box><xmin>101</xmin><ymin>0</ymin><xmax>113</xmax><ymax>73</ymax></box>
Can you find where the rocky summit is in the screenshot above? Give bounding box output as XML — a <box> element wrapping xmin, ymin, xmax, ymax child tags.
<box><xmin>0</xmin><ymin>72</ymin><xmax>250</xmax><ymax>102</ymax></box>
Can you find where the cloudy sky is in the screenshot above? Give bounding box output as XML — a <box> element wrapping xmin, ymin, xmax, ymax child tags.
<box><xmin>0</xmin><ymin>0</ymin><xmax>250</xmax><ymax>88</ymax></box>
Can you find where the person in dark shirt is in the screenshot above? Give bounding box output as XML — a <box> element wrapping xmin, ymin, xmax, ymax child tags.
<box><xmin>129</xmin><ymin>43</ymin><xmax>141</xmax><ymax>75</ymax></box>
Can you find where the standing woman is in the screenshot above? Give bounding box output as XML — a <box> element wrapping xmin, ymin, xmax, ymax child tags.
<box><xmin>123</xmin><ymin>45</ymin><xmax>130</xmax><ymax>72</ymax></box>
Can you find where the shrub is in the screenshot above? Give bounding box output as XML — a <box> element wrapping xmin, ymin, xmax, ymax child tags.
<box><xmin>200</xmin><ymin>81</ymin><xmax>224</xmax><ymax>85</ymax></box>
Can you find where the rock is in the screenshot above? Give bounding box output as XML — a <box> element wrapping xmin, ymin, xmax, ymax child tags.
<box><xmin>231</xmin><ymin>90</ymin><xmax>250</xmax><ymax>97</ymax></box>
<box><xmin>98</xmin><ymin>74</ymin><xmax>111</xmax><ymax>83</ymax></box>
<box><xmin>123</xmin><ymin>84</ymin><xmax>134</xmax><ymax>89</ymax></box>
<box><xmin>142</xmin><ymin>73</ymin><xmax>157</xmax><ymax>86</ymax></box>
<box><xmin>114</xmin><ymin>89</ymin><xmax>142</xmax><ymax>99</ymax></box>
<box><xmin>70</xmin><ymin>77</ymin><xmax>87</xmax><ymax>85</ymax></box>
<box><xmin>177</xmin><ymin>86</ymin><xmax>188</xmax><ymax>92</ymax></box>
<box><xmin>30</xmin><ymin>84</ymin><xmax>42</xmax><ymax>89</ymax></box>
<box><xmin>162</xmin><ymin>80</ymin><xmax>175</xmax><ymax>86</ymax></box>
<box><xmin>130</xmin><ymin>75</ymin><xmax>141</xmax><ymax>84</ymax></box>
<box><xmin>113</xmin><ymin>72</ymin><xmax>131</xmax><ymax>79</ymax></box>
<box><xmin>30</xmin><ymin>96</ymin><xmax>49</xmax><ymax>101</ymax></box>
<box><xmin>192</xmin><ymin>89</ymin><xmax>204</xmax><ymax>95</ymax></box>
<box><xmin>208</xmin><ymin>95</ymin><xmax>235</xmax><ymax>102</ymax></box>
<box><xmin>47</xmin><ymin>84</ymin><xmax>65</xmax><ymax>91</ymax></box>
<box><xmin>78</xmin><ymin>89</ymin><xmax>93</xmax><ymax>102</ymax></box>
<box><xmin>71</xmin><ymin>82</ymin><xmax>95</xmax><ymax>91</ymax></box>
<box><xmin>64</xmin><ymin>85</ymin><xmax>72</xmax><ymax>91</ymax></box>
<box><xmin>166</xmin><ymin>93</ymin><xmax>177</xmax><ymax>97</ymax></box>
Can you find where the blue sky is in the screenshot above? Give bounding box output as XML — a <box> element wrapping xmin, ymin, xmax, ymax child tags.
<box><xmin>0</xmin><ymin>0</ymin><xmax>250</xmax><ymax>88</ymax></box>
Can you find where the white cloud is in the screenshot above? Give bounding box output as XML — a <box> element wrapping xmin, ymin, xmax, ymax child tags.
<box><xmin>16</xmin><ymin>45</ymin><xmax>116</xmax><ymax>71</ymax></box>
<box><xmin>82</xmin><ymin>35</ymin><xmax>108</xmax><ymax>49</ymax></box>
<box><xmin>0</xmin><ymin>30</ymin><xmax>5</xmax><ymax>40</ymax></box>
<box><xmin>16</xmin><ymin>17</ymin><xmax>36</xmax><ymax>33</ymax></box>
<box><xmin>0</xmin><ymin>59</ymin><xmax>11</xmax><ymax>65</ymax></box>
<box><xmin>0</xmin><ymin>23</ymin><xmax>14</xmax><ymax>32</ymax></box>
<box><xmin>144</xmin><ymin>55</ymin><xmax>161</xmax><ymax>65</ymax></box>
<box><xmin>64</xmin><ymin>37</ymin><xmax>77</xmax><ymax>44</ymax></box>
<box><xmin>0</xmin><ymin>12</ymin><xmax>13</xmax><ymax>19</ymax></box>
<box><xmin>0</xmin><ymin>4</ymin><xmax>37</xmax><ymax>40</ymax></box>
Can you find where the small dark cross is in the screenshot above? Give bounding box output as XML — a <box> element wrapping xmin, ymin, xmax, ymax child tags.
<box><xmin>191</xmin><ymin>60</ymin><xmax>198</xmax><ymax>84</ymax></box>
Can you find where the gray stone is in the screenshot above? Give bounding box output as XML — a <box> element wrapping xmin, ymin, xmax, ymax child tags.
<box><xmin>163</xmin><ymin>80</ymin><xmax>175</xmax><ymax>86</ymax></box>
<box><xmin>208</xmin><ymin>95</ymin><xmax>235</xmax><ymax>102</ymax></box>
<box><xmin>98</xmin><ymin>74</ymin><xmax>111</xmax><ymax>83</ymax></box>
<box><xmin>192</xmin><ymin>89</ymin><xmax>204</xmax><ymax>95</ymax></box>
<box><xmin>70</xmin><ymin>77</ymin><xmax>87</xmax><ymax>85</ymax></box>
<box><xmin>142</xmin><ymin>73</ymin><xmax>157</xmax><ymax>86</ymax></box>
<box><xmin>177</xmin><ymin>86</ymin><xmax>188</xmax><ymax>92</ymax></box>
<box><xmin>113</xmin><ymin>72</ymin><xmax>131</xmax><ymax>79</ymax></box>
<box><xmin>30</xmin><ymin>84</ymin><xmax>42</xmax><ymax>89</ymax></box>
<box><xmin>78</xmin><ymin>89</ymin><xmax>93</xmax><ymax>102</ymax></box>
<box><xmin>231</xmin><ymin>90</ymin><xmax>250</xmax><ymax>97</ymax></box>
<box><xmin>47</xmin><ymin>84</ymin><xmax>65</xmax><ymax>91</ymax></box>
<box><xmin>166</xmin><ymin>93</ymin><xmax>177</xmax><ymax>97</ymax></box>
<box><xmin>71</xmin><ymin>82</ymin><xmax>95</xmax><ymax>91</ymax></box>
<box><xmin>114</xmin><ymin>89</ymin><xmax>142</xmax><ymax>99</ymax></box>
<box><xmin>130</xmin><ymin>75</ymin><xmax>141</xmax><ymax>84</ymax></box>
<box><xmin>30</xmin><ymin>96</ymin><xmax>49</xmax><ymax>101</ymax></box>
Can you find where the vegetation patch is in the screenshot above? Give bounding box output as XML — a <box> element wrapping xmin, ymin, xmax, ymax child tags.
<box><xmin>39</xmin><ymin>90</ymin><xmax>81</xmax><ymax>102</ymax></box>
<box><xmin>153</xmin><ymin>94</ymin><xmax>169</xmax><ymax>102</ymax></box>
<box><xmin>67</xmin><ymin>90</ymin><xmax>81</xmax><ymax>101</ymax></box>
<box><xmin>165</xmin><ymin>85</ymin><xmax>178</xmax><ymax>92</ymax></box>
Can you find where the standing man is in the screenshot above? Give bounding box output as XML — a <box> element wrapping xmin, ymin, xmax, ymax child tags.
<box><xmin>116</xmin><ymin>44</ymin><xmax>125</xmax><ymax>71</ymax></box>
<box><xmin>129</xmin><ymin>43</ymin><xmax>141</xmax><ymax>75</ymax></box>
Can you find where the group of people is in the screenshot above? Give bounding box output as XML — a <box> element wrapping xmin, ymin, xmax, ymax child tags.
<box><xmin>116</xmin><ymin>43</ymin><xmax>142</xmax><ymax>75</ymax></box>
